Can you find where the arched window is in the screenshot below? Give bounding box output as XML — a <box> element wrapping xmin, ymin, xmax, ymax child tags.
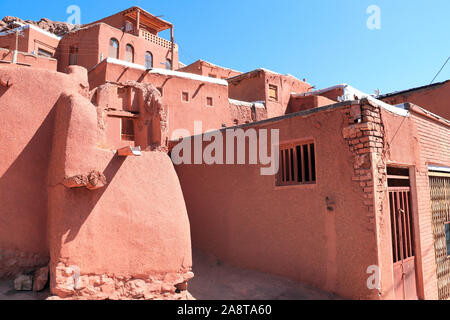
<box><xmin>165</xmin><ymin>58</ymin><xmax>172</xmax><ymax>70</ymax></box>
<box><xmin>145</xmin><ymin>51</ymin><xmax>153</xmax><ymax>69</ymax></box>
<box><xmin>109</xmin><ymin>38</ymin><xmax>119</xmax><ymax>59</ymax></box>
<box><xmin>125</xmin><ymin>44</ymin><xmax>134</xmax><ymax>63</ymax></box>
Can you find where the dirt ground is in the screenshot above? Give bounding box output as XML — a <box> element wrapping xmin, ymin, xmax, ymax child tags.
<box><xmin>188</xmin><ymin>248</ymin><xmax>340</xmax><ymax>300</ymax></box>
<box><xmin>0</xmin><ymin>248</ymin><xmax>339</xmax><ymax>300</ymax></box>
<box><xmin>0</xmin><ymin>279</ymin><xmax>50</xmax><ymax>300</ymax></box>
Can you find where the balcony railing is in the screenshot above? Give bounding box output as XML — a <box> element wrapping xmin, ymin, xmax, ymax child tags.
<box><xmin>139</xmin><ymin>29</ymin><xmax>174</xmax><ymax>49</ymax></box>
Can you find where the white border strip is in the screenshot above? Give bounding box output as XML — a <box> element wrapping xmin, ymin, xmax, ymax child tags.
<box><xmin>229</xmin><ymin>98</ymin><xmax>265</xmax><ymax>109</ymax></box>
<box><xmin>293</xmin><ymin>83</ymin><xmax>409</xmax><ymax>117</ymax></box>
<box><xmin>105</xmin><ymin>57</ymin><xmax>228</xmax><ymax>86</ymax></box>
<box><xmin>429</xmin><ymin>165</ymin><xmax>450</xmax><ymax>173</ymax></box>
<box><xmin>0</xmin><ymin>24</ymin><xmax>62</xmax><ymax>40</ymax></box>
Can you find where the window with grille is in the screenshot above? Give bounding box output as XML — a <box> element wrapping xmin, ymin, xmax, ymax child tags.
<box><xmin>268</xmin><ymin>84</ymin><xmax>278</xmax><ymax>101</ymax></box>
<box><xmin>121</xmin><ymin>118</ymin><xmax>135</xmax><ymax>141</ymax></box>
<box><xmin>277</xmin><ymin>142</ymin><xmax>316</xmax><ymax>186</ymax></box>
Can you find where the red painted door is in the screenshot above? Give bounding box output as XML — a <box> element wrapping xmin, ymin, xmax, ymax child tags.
<box><xmin>389</xmin><ymin>187</ymin><xmax>418</xmax><ymax>300</ymax></box>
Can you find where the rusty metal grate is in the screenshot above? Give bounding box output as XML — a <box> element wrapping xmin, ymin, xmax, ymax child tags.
<box><xmin>389</xmin><ymin>188</ymin><xmax>415</xmax><ymax>263</ymax></box>
<box><xmin>429</xmin><ymin>173</ymin><xmax>450</xmax><ymax>300</ymax></box>
<box><xmin>276</xmin><ymin>142</ymin><xmax>316</xmax><ymax>186</ymax></box>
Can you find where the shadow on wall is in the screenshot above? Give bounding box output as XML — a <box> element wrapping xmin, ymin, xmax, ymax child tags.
<box><xmin>0</xmin><ymin>100</ymin><xmax>127</xmax><ymax>251</ymax></box>
<box><xmin>0</xmin><ymin>107</ymin><xmax>57</xmax><ymax>256</ymax></box>
<box><xmin>0</xmin><ymin>86</ymin><xmax>8</xmax><ymax>98</ymax></box>
<box><xmin>61</xmin><ymin>155</ymin><xmax>126</xmax><ymax>244</ymax></box>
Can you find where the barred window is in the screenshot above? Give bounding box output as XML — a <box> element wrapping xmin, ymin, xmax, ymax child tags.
<box><xmin>277</xmin><ymin>142</ymin><xmax>316</xmax><ymax>186</ymax></box>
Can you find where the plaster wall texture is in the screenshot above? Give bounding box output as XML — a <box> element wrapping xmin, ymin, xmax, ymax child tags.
<box><xmin>0</xmin><ymin>65</ymin><xmax>193</xmax><ymax>299</ymax></box>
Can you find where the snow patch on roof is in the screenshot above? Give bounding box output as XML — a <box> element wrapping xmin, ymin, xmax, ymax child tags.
<box><xmin>229</xmin><ymin>98</ymin><xmax>265</xmax><ymax>109</ymax></box>
<box><xmin>294</xmin><ymin>84</ymin><xmax>409</xmax><ymax>117</ymax></box>
<box><xmin>105</xmin><ymin>58</ymin><xmax>228</xmax><ymax>86</ymax></box>
<box><xmin>0</xmin><ymin>24</ymin><xmax>62</xmax><ymax>40</ymax></box>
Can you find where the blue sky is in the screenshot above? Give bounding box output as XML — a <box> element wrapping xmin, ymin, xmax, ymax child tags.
<box><xmin>1</xmin><ymin>0</ymin><xmax>449</xmax><ymax>94</ymax></box>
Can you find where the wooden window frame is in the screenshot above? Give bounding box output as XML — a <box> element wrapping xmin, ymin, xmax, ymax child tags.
<box><xmin>181</xmin><ymin>91</ymin><xmax>189</xmax><ymax>103</ymax></box>
<box><xmin>37</xmin><ymin>48</ymin><xmax>53</xmax><ymax>58</ymax></box>
<box><xmin>120</xmin><ymin>117</ymin><xmax>135</xmax><ymax>142</ymax></box>
<box><xmin>268</xmin><ymin>84</ymin><xmax>278</xmax><ymax>101</ymax></box>
<box><xmin>125</xmin><ymin>44</ymin><xmax>134</xmax><ymax>63</ymax></box>
<box><xmin>109</xmin><ymin>38</ymin><xmax>119</xmax><ymax>59</ymax></box>
<box><xmin>145</xmin><ymin>51</ymin><xmax>153</xmax><ymax>69</ymax></box>
<box><xmin>276</xmin><ymin>141</ymin><xmax>317</xmax><ymax>187</ymax></box>
<box><xmin>69</xmin><ymin>46</ymin><xmax>78</xmax><ymax>65</ymax></box>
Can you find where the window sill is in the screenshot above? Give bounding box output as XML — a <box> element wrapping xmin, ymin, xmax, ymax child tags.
<box><xmin>274</xmin><ymin>183</ymin><xmax>317</xmax><ymax>190</ymax></box>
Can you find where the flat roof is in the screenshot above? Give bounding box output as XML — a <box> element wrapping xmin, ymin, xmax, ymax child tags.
<box><xmin>196</xmin><ymin>60</ymin><xmax>242</xmax><ymax>74</ymax></box>
<box><xmin>378</xmin><ymin>80</ymin><xmax>450</xmax><ymax>99</ymax></box>
<box><xmin>227</xmin><ymin>68</ymin><xmax>303</xmax><ymax>83</ymax></box>
<box><xmin>94</xmin><ymin>57</ymin><xmax>229</xmax><ymax>86</ymax></box>
<box><xmin>0</xmin><ymin>24</ymin><xmax>62</xmax><ymax>40</ymax></box>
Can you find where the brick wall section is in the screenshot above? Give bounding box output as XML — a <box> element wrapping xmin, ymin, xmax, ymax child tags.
<box><xmin>341</xmin><ymin>101</ymin><xmax>393</xmax><ymax>299</ymax></box>
<box><xmin>342</xmin><ymin>101</ymin><xmax>385</xmax><ymax>235</ymax></box>
<box><xmin>409</xmin><ymin>106</ymin><xmax>450</xmax><ymax>300</ymax></box>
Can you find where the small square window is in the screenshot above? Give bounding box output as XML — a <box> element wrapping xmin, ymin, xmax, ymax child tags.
<box><xmin>121</xmin><ymin>118</ymin><xmax>135</xmax><ymax>141</ymax></box>
<box><xmin>277</xmin><ymin>141</ymin><xmax>316</xmax><ymax>186</ymax></box>
<box><xmin>206</xmin><ymin>97</ymin><xmax>213</xmax><ymax>107</ymax></box>
<box><xmin>445</xmin><ymin>223</ymin><xmax>450</xmax><ymax>257</ymax></box>
<box><xmin>208</xmin><ymin>73</ymin><xmax>217</xmax><ymax>78</ymax></box>
<box><xmin>38</xmin><ymin>48</ymin><xmax>53</xmax><ymax>58</ymax></box>
<box><xmin>269</xmin><ymin>84</ymin><xmax>278</xmax><ymax>101</ymax></box>
<box><xmin>182</xmin><ymin>92</ymin><xmax>189</xmax><ymax>102</ymax></box>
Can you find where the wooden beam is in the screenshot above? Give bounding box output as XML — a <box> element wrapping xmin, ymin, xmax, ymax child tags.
<box><xmin>171</xmin><ymin>26</ymin><xmax>174</xmax><ymax>70</ymax></box>
<box><xmin>136</xmin><ymin>9</ymin><xmax>140</xmax><ymax>36</ymax></box>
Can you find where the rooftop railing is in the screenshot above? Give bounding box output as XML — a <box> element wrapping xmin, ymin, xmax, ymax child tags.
<box><xmin>139</xmin><ymin>29</ymin><xmax>174</xmax><ymax>49</ymax></box>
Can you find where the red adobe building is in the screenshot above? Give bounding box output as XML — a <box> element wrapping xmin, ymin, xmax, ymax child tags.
<box><xmin>0</xmin><ymin>6</ymin><xmax>449</xmax><ymax>300</ymax></box>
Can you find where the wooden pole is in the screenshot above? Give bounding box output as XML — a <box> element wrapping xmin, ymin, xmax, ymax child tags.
<box><xmin>13</xmin><ymin>30</ymin><xmax>19</xmax><ymax>63</ymax></box>
<box><xmin>136</xmin><ymin>9</ymin><xmax>141</xmax><ymax>36</ymax></box>
<box><xmin>170</xmin><ymin>26</ymin><xmax>174</xmax><ymax>70</ymax></box>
